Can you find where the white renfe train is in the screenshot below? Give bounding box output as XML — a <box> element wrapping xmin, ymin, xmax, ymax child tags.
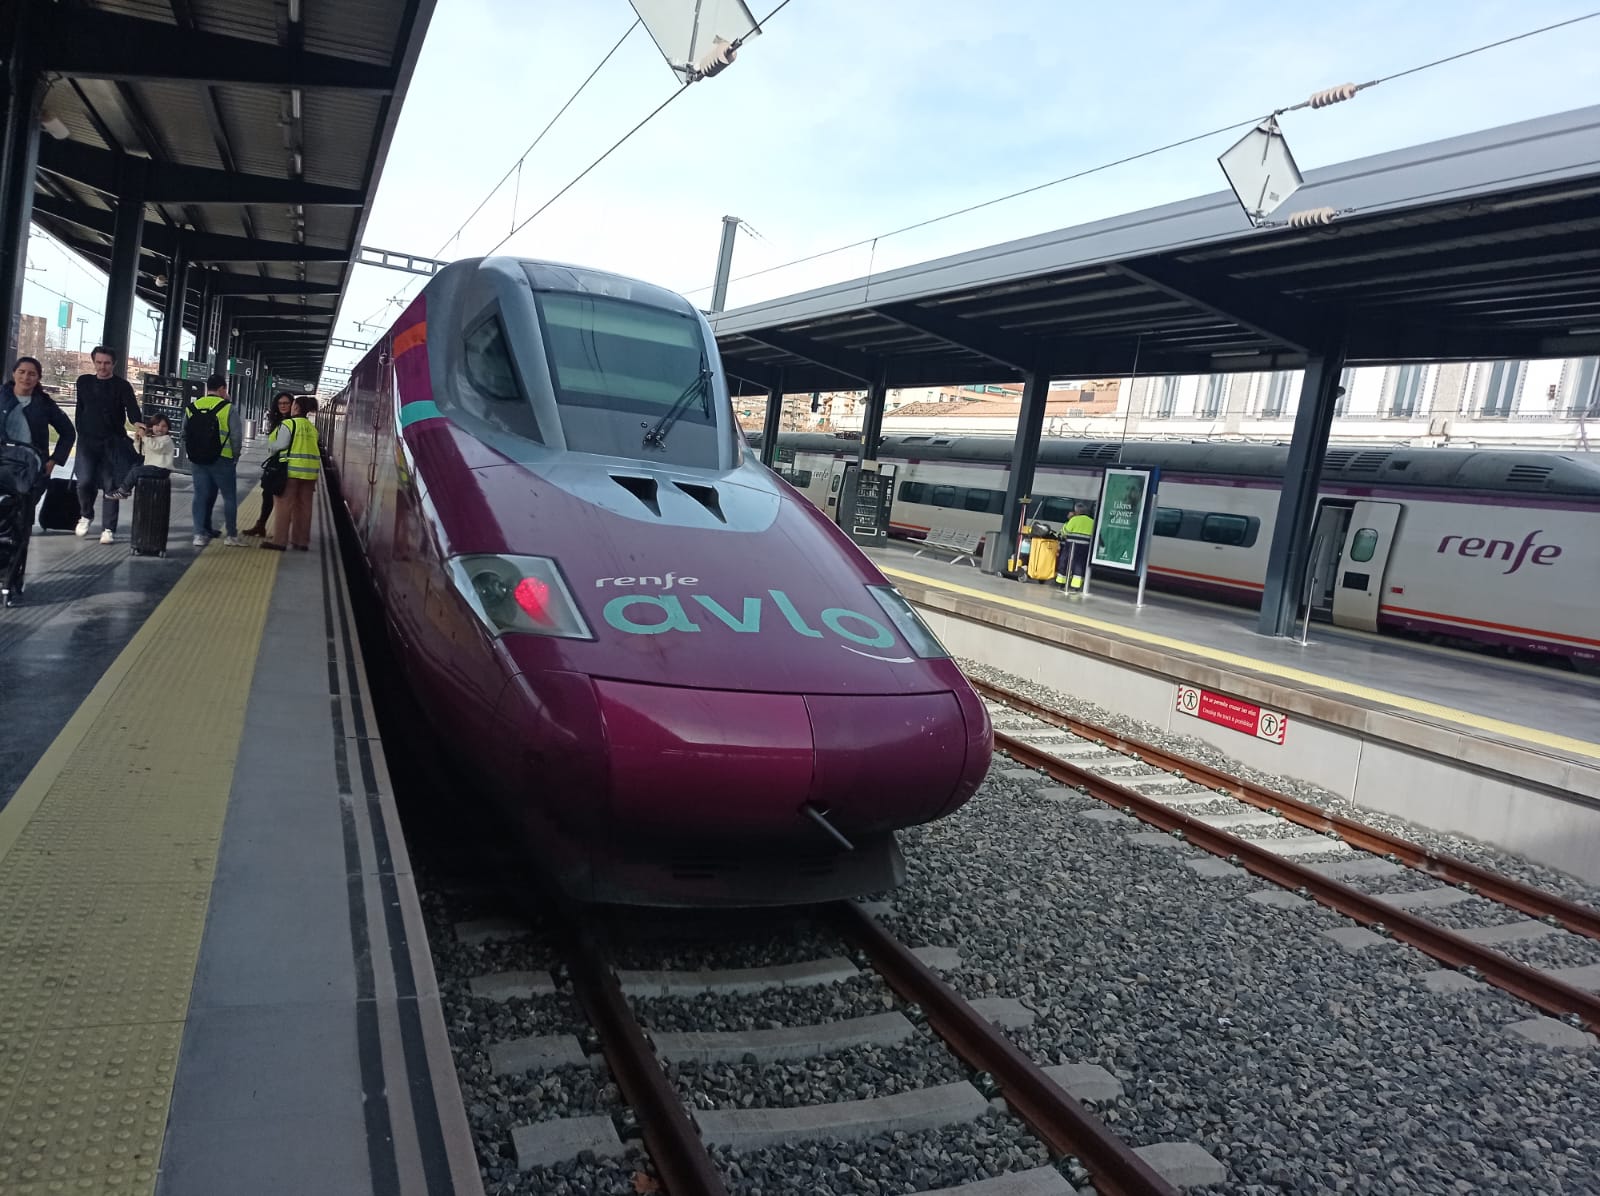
<box><xmin>765</xmin><ymin>432</ymin><xmax>1600</xmax><ymax>668</ymax></box>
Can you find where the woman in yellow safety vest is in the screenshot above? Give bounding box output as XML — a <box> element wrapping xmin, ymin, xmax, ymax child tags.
<box><xmin>263</xmin><ymin>397</ymin><xmax>321</xmax><ymax>552</ymax></box>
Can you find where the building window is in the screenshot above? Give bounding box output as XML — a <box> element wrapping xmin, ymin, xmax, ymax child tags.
<box><xmin>1562</xmin><ymin>358</ymin><xmax>1599</xmax><ymax>416</ymax></box>
<box><xmin>1201</xmin><ymin>375</ymin><xmax>1228</xmax><ymax>418</ymax></box>
<box><xmin>1260</xmin><ymin>372</ymin><xmax>1292</xmax><ymax>418</ymax></box>
<box><xmin>1478</xmin><ymin>361</ymin><xmax>1523</xmax><ymax>417</ymax></box>
<box><xmin>1147</xmin><ymin>376</ymin><xmax>1178</xmax><ymax>418</ymax></box>
<box><xmin>1388</xmin><ymin>364</ymin><xmax>1425</xmax><ymax>418</ymax></box>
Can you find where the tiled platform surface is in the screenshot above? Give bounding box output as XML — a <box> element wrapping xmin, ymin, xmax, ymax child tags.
<box><xmin>0</xmin><ymin>479</ymin><xmax>479</xmax><ymax>1196</ymax></box>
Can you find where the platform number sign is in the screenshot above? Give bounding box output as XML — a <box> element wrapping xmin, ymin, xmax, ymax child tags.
<box><xmin>1175</xmin><ymin>684</ymin><xmax>1287</xmax><ymax>745</ymax></box>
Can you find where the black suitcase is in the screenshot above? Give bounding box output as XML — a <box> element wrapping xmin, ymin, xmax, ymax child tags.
<box><xmin>130</xmin><ymin>472</ymin><xmax>172</xmax><ymax>557</ymax></box>
<box><xmin>37</xmin><ymin>475</ymin><xmax>78</xmax><ymax>532</ymax></box>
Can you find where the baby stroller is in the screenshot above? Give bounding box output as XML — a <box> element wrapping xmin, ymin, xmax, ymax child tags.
<box><xmin>0</xmin><ymin>437</ymin><xmax>43</xmax><ymax>605</ymax></box>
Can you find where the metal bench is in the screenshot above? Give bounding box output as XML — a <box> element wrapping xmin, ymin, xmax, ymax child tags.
<box><xmin>913</xmin><ymin>526</ymin><xmax>983</xmax><ymax>567</ymax></box>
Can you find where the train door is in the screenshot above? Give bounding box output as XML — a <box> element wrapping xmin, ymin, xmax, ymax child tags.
<box><xmin>1330</xmin><ymin>501</ymin><xmax>1403</xmax><ymax>632</ymax></box>
<box><xmin>1303</xmin><ymin>501</ymin><xmax>1352</xmax><ymax>620</ymax></box>
<box><xmin>823</xmin><ymin>458</ymin><xmax>852</xmax><ymax>522</ymax></box>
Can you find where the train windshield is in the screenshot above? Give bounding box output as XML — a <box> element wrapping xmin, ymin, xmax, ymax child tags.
<box><xmin>533</xmin><ymin>292</ymin><xmax>718</xmax><ymax>466</ymax></box>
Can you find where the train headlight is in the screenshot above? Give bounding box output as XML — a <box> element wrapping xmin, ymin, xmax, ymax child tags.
<box><xmin>867</xmin><ymin>586</ymin><xmax>949</xmax><ymax>659</ymax></box>
<box><xmin>448</xmin><ymin>554</ymin><xmax>594</xmax><ymax>640</ymax></box>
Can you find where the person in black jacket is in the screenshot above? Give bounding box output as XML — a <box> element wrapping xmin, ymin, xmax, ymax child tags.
<box><xmin>72</xmin><ymin>345</ymin><xmax>143</xmax><ymax>545</ymax></box>
<box><xmin>1</xmin><ymin>356</ymin><xmax>75</xmax><ymax>605</ymax></box>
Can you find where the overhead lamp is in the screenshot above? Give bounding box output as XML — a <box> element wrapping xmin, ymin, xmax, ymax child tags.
<box><xmin>40</xmin><ymin>112</ymin><xmax>69</xmax><ymax>141</ymax></box>
<box><xmin>292</xmin><ymin>150</ymin><xmax>303</xmax><ymax>175</ymax></box>
<box><xmin>291</xmin><ymin>89</ymin><xmax>302</xmax><ymax>120</ymax></box>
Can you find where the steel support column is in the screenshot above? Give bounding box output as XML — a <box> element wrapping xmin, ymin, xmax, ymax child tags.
<box><xmin>1257</xmin><ymin>341</ymin><xmax>1349</xmax><ymax>636</ymax></box>
<box><xmin>0</xmin><ymin>3</ymin><xmax>44</xmax><ymax>363</ymax></box>
<box><xmin>159</xmin><ymin>234</ymin><xmax>187</xmax><ymax>373</ymax></box>
<box><xmin>193</xmin><ymin>267</ymin><xmax>214</xmax><ymax>365</ymax></box>
<box><xmin>759</xmin><ymin>368</ymin><xmax>785</xmax><ymax>467</ymax></box>
<box><xmin>992</xmin><ymin>361</ymin><xmax>1050</xmax><ymax>574</ymax></box>
<box><xmin>100</xmin><ymin>155</ymin><xmax>147</xmax><ymax>376</ymax></box>
<box><xmin>215</xmin><ymin>299</ymin><xmax>234</xmax><ymax>376</ymax></box>
<box><xmin>859</xmin><ymin>365</ymin><xmax>887</xmax><ymax>463</ymax></box>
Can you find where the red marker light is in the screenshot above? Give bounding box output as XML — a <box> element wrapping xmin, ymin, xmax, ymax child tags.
<box><xmin>514</xmin><ymin>576</ymin><xmax>553</xmax><ymax>624</ymax></box>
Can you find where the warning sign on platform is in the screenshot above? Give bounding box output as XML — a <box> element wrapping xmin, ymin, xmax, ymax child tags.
<box><xmin>1175</xmin><ymin>684</ymin><xmax>1287</xmax><ymax>745</ymax></box>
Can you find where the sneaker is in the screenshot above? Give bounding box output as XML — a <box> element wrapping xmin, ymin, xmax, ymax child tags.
<box><xmin>99</xmin><ymin>529</ymin><xmax>114</xmax><ymax>545</ymax></box>
<box><xmin>192</xmin><ymin>535</ymin><xmax>208</xmax><ymax>548</ymax></box>
<box><xmin>224</xmin><ymin>536</ymin><xmax>243</xmax><ymax>547</ymax></box>
<box><xmin>75</xmin><ymin>518</ymin><xmax>91</xmax><ymax>537</ymax></box>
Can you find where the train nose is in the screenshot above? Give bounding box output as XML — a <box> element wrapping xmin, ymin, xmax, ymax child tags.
<box><xmin>594</xmin><ymin>679</ymin><xmax>980</xmax><ymax>842</ymax></box>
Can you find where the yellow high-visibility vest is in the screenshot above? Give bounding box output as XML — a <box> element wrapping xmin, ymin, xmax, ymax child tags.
<box><xmin>283</xmin><ymin>417</ymin><xmax>321</xmax><ymax>480</ymax></box>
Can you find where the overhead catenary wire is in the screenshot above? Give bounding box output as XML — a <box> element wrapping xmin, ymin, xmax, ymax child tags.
<box><xmin>684</xmin><ymin>8</ymin><xmax>1600</xmax><ymax>299</ymax></box>
<box><xmin>348</xmin><ymin>0</ymin><xmax>800</xmax><ymax>342</ymax></box>
<box><xmin>478</xmin><ymin>0</ymin><xmax>800</xmax><ymax>260</ymax></box>
<box><xmin>352</xmin><ymin>16</ymin><xmax>644</xmax><ymax>331</ymax></box>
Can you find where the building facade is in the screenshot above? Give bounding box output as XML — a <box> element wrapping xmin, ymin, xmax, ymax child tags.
<box><xmin>799</xmin><ymin>358</ymin><xmax>1599</xmax><ymax>450</ymax></box>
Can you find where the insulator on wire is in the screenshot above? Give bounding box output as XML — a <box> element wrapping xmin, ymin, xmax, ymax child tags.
<box><xmin>1286</xmin><ymin>207</ymin><xmax>1338</xmax><ymax>228</ymax></box>
<box><xmin>1308</xmin><ymin>83</ymin><xmax>1359</xmax><ymax>109</ymax></box>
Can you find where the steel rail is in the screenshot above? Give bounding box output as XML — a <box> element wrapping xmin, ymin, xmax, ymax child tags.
<box><xmin>563</xmin><ymin>920</ymin><xmax>730</xmax><ymax>1196</ymax></box>
<box><xmin>996</xmin><ymin>730</ymin><xmax>1600</xmax><ymax>1034</ymax></box>
<box><xmin>832</xmin><ymin>901</ymin><xmax>1181</xmax><ymax>1196</ymax></box>
<box><xmin>972</xmin><ymin>679</ymin><xmax>1600</xmax><ymax>943</ymax></box>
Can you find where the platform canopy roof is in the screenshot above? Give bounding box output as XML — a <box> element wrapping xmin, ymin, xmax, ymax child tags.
<box><xmin>711</xmin><ymin>105</ymin><xmax>1600</xmax><ymax>395</ymax></box>
<box><xmin>25</xmin><ymin>0</ymin><xmax>435</xmax><ymax>378</ymax></box>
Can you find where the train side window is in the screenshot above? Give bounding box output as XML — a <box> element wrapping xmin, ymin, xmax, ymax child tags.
<box><xmin>1200</xmin><ymin>512</ymin><xmax>1259</xmax><ymax>547</ymax></box>
<box><xmin>1153</xmin><ymin>506</ymin><xmax>1184</xmax><ymax>537</ymax></box>
<box><xmin>1349</xmin><ymin>528</ymin><xmax>1379</xmax><ymax>562</ymax></box>
<box><xmin>962</xmin><ymin>487</ymin><xmax>991</xmax><ymax>513</ymax></box>
<box><xmin>931</xmin><ymin>485</ymin><xmax>956</xmax><ymax>507</ymax></box>
<box><xmin>899</xmin><ymin>481</ymin><xmax>925</xmax><ymax>503</ymax></box>
<box><xmin>1037</xmin><ymin>497</ymin><xmax>1072</xmax><ymax>523</ymax></box>
<box><xmin>463</xmin><ymin>314</ymin><xmax>543</xmax><ymax>442</ymax></box>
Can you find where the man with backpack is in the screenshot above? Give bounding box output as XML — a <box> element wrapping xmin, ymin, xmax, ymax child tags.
<box><xmin>186</xmin><ymin>375</ymin><xmax>243</xmax><ymax>548</ymax></box>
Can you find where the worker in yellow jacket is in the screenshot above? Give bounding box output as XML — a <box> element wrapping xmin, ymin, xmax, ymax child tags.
<box><xmin>264</xmin><ymin>397</ymin><xmax>321</xmax><ymax>552</ymax></box>
<box><xmin>1057</xmin><ymin>503</ymin><xmax>1095</xmax><ymax>592</ymax></box>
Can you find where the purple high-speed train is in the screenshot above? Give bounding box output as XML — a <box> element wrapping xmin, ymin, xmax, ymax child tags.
<box><xmin>321</xmin><ymin>258</ymin><xmax>992</xmax><ymax>905</ymax></box>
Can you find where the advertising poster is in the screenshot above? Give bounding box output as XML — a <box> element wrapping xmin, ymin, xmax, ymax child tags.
<box><xmin>1090</xmin><ymin>467</ymin><xmax>1153</xmax><ymax>571</ymax></box>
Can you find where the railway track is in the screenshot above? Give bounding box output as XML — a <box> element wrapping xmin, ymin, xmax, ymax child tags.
<box><xmin>973</xmin><ymin>678</ymin><xmax>1600</xmax><ymax>1036</ymax></box>
<box><xmin>441</xmin><ymin>898</ymin><xmax>1190</xmax><ymax>1196</ymax></box>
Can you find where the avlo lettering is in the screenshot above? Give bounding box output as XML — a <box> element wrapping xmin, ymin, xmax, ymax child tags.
<box><xmin>603</xmin><ymin>588</ymin><xmax>896</xmax><ymax>649</ymax></box>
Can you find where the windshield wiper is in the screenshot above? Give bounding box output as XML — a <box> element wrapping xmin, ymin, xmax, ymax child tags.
<box><xmin>642</xmin><ymin>364</ymin><xmax>711</xmax><ymax>451</ymax></box>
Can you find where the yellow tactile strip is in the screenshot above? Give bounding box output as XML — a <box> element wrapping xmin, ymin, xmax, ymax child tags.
<box><xmin>0</xmin><ymin>495</ymin><xmax>277</xmax><ymax>1196</ymax></box>
<box><xmin>883</xmin><ymin>564</ymin><xmax>1600</xmax><ymax>763</ymax></box>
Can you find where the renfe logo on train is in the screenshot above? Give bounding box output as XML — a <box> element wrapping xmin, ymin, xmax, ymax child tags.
<box><xmin>1435</xmin><ymin>530</ymin><xmax>1561</xmax><ymax>575</ymax></box>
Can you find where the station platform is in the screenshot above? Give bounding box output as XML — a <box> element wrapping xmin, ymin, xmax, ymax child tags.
<box><xmin>871</xmin><ymin>542</ymin><xmax>1600</xmax><ymax>880</ymax></box>
<box><xmin>0</xmin><ymin>473</ymin><xmax>480</xmax><ymax>1195</ymax></box>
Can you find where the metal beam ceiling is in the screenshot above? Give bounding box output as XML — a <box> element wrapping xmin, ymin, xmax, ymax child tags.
<box><xmin>21</xmin><ymin>0</ymin><xmax>438</xmax><ymax>380</ymax></box>
<box><xmin>712</xmin><ymin>105</ymin><xmax>1600</xmax><ymax>394</ymax></box>
<box><xmin>36</xmin><ymin>7</ymin><xmax>397</xmax><ymax>92</ymax></box>
<box><xmin>38</xmin><ymin>140</ymin><xmax>366</xmax><ymax>206</ymax></box>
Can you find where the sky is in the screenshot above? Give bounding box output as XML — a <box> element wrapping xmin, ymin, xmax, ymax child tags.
<box><xmin>19</xmin><ymin>0</ymin><xmax>1600</xmax><ymax>382</ymax></box>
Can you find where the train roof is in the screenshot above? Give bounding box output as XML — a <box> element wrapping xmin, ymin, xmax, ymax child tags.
<box><xmin>767</xmin><ymin>432</ymin><xmax>1600</xmax><ymax>497</ymax></box>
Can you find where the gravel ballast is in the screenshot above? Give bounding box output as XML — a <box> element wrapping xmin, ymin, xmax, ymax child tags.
<box><xmin>881</xmin><ymin>745</ymin><xmax>1600</xmax><ymax>1194</ymax></box>
<box><xmin>966</xmin><ymin>658</ymin><xmax>1600</xmax><ymax>910</ymax></box>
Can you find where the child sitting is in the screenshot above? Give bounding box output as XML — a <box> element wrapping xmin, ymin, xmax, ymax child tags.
<box><xmin>109</xmin><ymin>415</ymin><xmax>176</xmax><ymax>497</ymax></box>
